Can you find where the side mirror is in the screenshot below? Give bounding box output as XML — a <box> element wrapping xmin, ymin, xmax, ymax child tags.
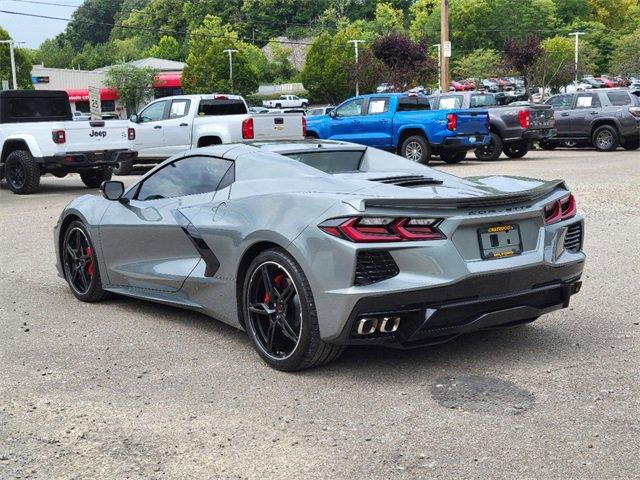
<box><xmin>100</xmin><ymin>181</ymin><xmax>125</xmax><ymax>201</ymax></box>
<box><xmin>328</xmin><ymin>110</ymin><xmax>336</xmax><ymax>118</ymax></box>
<box><xmin>129</xmin><ymin>114</ymin><xmax>139</xmax><ymax>123</ymax></box>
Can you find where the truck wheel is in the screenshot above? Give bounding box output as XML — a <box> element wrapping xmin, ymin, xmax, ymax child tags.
<box><xmin>538</xmin><ymin>139</ymin><xmax>557</xmax><ymax>150</ymax></box>
<box><xmin>440</xmin><ymin>151</ymin><xmax>466</xmax><ymax>164</ymax></box>
<box><xmin>112</xmin><ymin>159</ymin><xmax>133</xmax><ymax>176</ymax></box>
<box><xmin>474</xmin><ymin>133</ymin><xmax>502</xmax><ymax>161</ymax></box>
<box><xmin>592</xmin><ymin>125</ymin><xmax>619</xmax><ymax>151</ymax></box>
<box><xmin>400</xmin><ymin>135</ymin><xmax>431</xmax><ymax>164</ymax></box>
<box><xmin>80</xmin><ymin>168</ymin><xmax>112</xmax><ymax>188</ymax></box>
<box><xmin>5</xmin><ymin>150</ymin><xmax>41</xmax><ymax>194</ymax></box>
<box><xmin>503</xmin><ymin>141</ymin><xmax>530</xmax><ymax>159</ymax></box>
<box><xmin>621</xmin><ymin>137</ymin><xmax>639</xmax><ymax>150</ymax></box>
<box><xmin>275</xmin><ymin>103</ymin><xmax>282</xmax><ymax>109</ymax></box>
<box><xmin>301</xmin><ymin>102</ymin><xmax>308</xmax><ymax>108</ymax></box>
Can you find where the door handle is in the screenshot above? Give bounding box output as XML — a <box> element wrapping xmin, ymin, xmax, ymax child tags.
<box><xmin>180</xmin><ymin>123</ymin><xmax>189</xmax><ymax>126</ymax></box>
<box><xmin>561</xmin><ymin>112</ymin><xmax>570</xmax><ymax>117</ymax></box>
<box><xmin>379</xmin><ymin>119</ymin><xmax>388</xmax><ymax>124</ymax></box>
<box><xmin>590</xmin><ymin>111</ymin><xmax>598</xmax><ymax>115</ymax></box>
<box><xmin>153</xmin><ymin>125</ymin><xmax>162</xmax><ymax>129</ymax></box>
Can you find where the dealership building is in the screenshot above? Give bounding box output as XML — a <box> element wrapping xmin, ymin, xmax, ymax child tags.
<box><xmin>31</xmin><ymin>58</ymin><xmax>185</xmax><ymax>117</ymax></box>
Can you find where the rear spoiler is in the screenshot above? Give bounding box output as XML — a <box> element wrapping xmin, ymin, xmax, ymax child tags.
<box><xmin>343</xmin><ymin>179</ymin><xmax>567</xmax><ymax>211</ymax></box>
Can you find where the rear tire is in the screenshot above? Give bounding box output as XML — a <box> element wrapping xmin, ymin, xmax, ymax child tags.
<box><xmin>112</xmin><ymin>159</ymin><xmax>133</xmax><ymax>176</ymax></box>
<box><xmin>80</xmin><ymin>168</ymin><xmax>112</xmax><ymax>188</ymax></box>
<box><xmin>242</xmin><ymin>248</ymin><xmax>344</xmax><ymax>371</ymax></box>
<box><xmin>538</xmin><ymin>139</ymin><xmax>557</xmax><ymax>150</ymax></box>
<box><xmin>592</xmin><ymin>125</ymin><xmax>619</xmax><ymax>151</ymax></box>
<box><xmin>5</xmin><ymin>150</ymin><xmax>41</xmax><ymax>194</ymax></box>
<box><xmin>474</xmin><ymin>132</ymin><xmax>503</xmax><ymax>161</ymax></box>
<box><xmin>400</xmin><ymin>135</ymin><xmax>431</xmax><ymax>164</ymax></box>
<box><xmin>503</xmin><ymin>140</ymin><xmax>530</xmax><ymax>159</ymax></box>
<box><xmin>621</xmin><ymin>137</ymin><xmax>639</xmax><ymax>150</ymax></box>
<box><xmin>439</xmin><ymin>151</ymin><xmax>466</xmax><ymax>164</ymax></box>
<box><xmin>301</xmin><ymin>102</ymin><xmax>308</xmax><ymax>108</ymax></box>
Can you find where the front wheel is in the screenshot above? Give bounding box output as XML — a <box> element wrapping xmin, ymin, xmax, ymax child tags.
<box><xmin>80</xmin><ymin>168</ymin><xmax>112</xmax><ymax>188</ymax></box>
<box><xmin>4</xmin><ymin>150</ymin><xmax>41</xmax><ymax>194</ymax></box>
<box><xmin>400</xmin><ymin>135</ymin><xmax>431</xmax><ymax>164</ymax></box>
<box><xmin>243</xmin><ymin>249</ymin><xmax>344</xmax><ymax>371</ymax></box>
<box><xmin>301</xmin><ymin>102</ymin><xmax>308</xmax><ymax>108</ymax></box>
<box><xmin>592</xmin><ymin>125</ymin><xmax>619</xmax><ymax>151</ymax></box>
<box><xmin>474</xmin><ymin>132</ymin><xmax>503</xmax><ymax>161</ymax></box>
<box><xmin>439</xmin><ymin>151</ymin><xmax>466</xmax><ymax>164</ymax></box>
<box><xmin>503</xmin><ymin>141</ymin><xmax>530</xmax><ymax>159</ymax></box>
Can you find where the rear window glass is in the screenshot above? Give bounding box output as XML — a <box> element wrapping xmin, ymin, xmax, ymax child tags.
<box><xmin>398</xmin><ymin>97</ymin><xmax>431</xmax><ymax>111</ymax></box>
<box><xmin>470</xmin><ymin>94</ymin><xmax>496</xmax><ymax>108</ymax></box>
<box><xmin>282</xmin><ymin>150</ymin><xmax>364</xmax><ymax>174</ymax></box>
<box><xmin>437</xmin><ymin>96</ymin><xmax>463</xmax><ymax>109</ymax></box>
<box><xmin>606</xmin><ymin>91</ymin><xmax>632</xmax><ymax>106</ymax></box>
<box><xmin>6</xmin><ymin>97</ymin><xmax>69</xmax><ymax>120</ymax></box>
<box><xmin>198</xmin><ymin>99</ymin><xmax>247</xmax><ymax>115</ymax></box>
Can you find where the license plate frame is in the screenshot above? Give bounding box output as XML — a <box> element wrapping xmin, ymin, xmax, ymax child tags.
<box><xmin>477</xmin><ymin>224</ymin><xmax>522</xmax><ymax>260</ymax></box>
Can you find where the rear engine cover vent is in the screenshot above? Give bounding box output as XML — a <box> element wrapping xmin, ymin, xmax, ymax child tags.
<box><xmin>564</xmin><ymin>222</ymin><xmax>583</xmax><ymax>252</ymax></box>
<box><xmin>369</xmin><ymin>175</ymin><xmax>444</xmax><ymax>187</ymax></box>
<box><xmin>354</xmin><ymin>250</ymin><xmax>400</xmax><ymax>286</ymax></box>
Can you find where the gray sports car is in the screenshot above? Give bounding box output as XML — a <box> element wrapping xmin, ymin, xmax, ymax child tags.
<box><xmin>54</xmin><ymin>140</ymin><xmax>585</xmax><ymax>371</ymax></box>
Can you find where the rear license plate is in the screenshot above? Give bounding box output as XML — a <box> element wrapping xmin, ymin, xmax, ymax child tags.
<box><xmin>478</xmin><ymin>224</ymin><xmax>522</xmax><ymax>259</ymax></box>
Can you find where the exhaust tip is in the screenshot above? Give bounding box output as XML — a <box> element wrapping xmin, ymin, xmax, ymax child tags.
<box><xmin>379</xmin><ymin>316</ymin><xmax>400</xmax><ymax>333</ymax></box>
<box><xmin>356</xmin><ymin>318</ymin><xmax>378</xmax><ymax>335</ymax></box>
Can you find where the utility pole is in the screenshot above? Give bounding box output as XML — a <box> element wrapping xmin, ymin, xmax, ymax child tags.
<box><xmin>432</xmin><ymin>44</ymin><xmax>441</xmax><ymax>92</ymax></box>
<box><xmin>439</xmin><ymin>0</ymin><xmax>451</xmax><ymax>92</ymax></box>
<box><xmin>0</xmin><ymin>40</ymin><xmax>21</xmax><ymax>89</ymax></box>
<box><xmin>223</xmin><ymin>49</ymin><xmax>238</xmax><ymax>92</ymax></box>
<box><xmin>348</xmin><ymin>40</ymin><xmax>365</xmax><ymax>96</ymax></box>
<box><xmin>568</xmin><ymin>32</ymin><xmax>586</xmax><ymax>85</ymax></box>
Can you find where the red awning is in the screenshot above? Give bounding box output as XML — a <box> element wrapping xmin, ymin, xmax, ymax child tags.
<box><xmin>66</xmin><ymin>87</ymin><xmax>119</xmax><ymax>102</ymax></box>
<box><xmin>153</xmin><ymin>72</ymin><xmax>182</xmax><ymax>88</ymax></box>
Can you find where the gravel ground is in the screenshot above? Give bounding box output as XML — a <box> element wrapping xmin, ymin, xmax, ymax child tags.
<box><xmin>1</xmin><ymin>149</ymin><xmax>638</xmax><ymax>480</ymax></box>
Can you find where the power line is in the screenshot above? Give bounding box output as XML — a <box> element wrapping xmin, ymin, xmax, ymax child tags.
<box><xmin>5</xmin><ymin>0</ymin><xmax>83</xmax><ymax>7</ymax></box>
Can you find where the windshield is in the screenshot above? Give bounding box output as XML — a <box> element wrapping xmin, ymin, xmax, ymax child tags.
<box><xmin>282</xmin><ymin>150</ymin><xmax>364</xmax><ymax>173</ymax></box>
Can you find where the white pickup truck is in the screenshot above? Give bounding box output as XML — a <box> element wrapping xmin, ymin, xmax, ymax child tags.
<box><xmin>262</xmin><ymin>94</ymin><xmax>309</xmax><ymax>109</ymax></box>
<box><xmin>0</xmin><ymin>90</ymin><xmax>136</xmax><ymax>194</ymax></box>
<box><xmin>123</xmin><ymin>94</ymin><xmax>305</xmax><ymax>175</ymax></box>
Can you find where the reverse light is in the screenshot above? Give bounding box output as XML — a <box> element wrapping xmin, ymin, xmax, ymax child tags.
<box><xmin>52</xmin><ymin>130</ymin><xmax>66</xmax><ymax>144</ymax></box>
<box><xmin>544</xmin><ymin>194</ymin><xmax>577</xmax><ymax>225</ymax></box>
<box><xmin>446</xmin><ymin>113</ymin><xmax>457</xmax><ymax>131</ymax></box>
<box><xmin>242</xmin><ymin>117</ymin><xmax>254</xmax><ymax>139</ymax></box>
<box><xmin>127</xmin><ymin>127</ymin><xmax>136</xmax><ymax>140</ymax></box>
<box><xmin>319</xmin><ymin>217</ymin><xmax>445</xmax><ymax>242</ymax></box>
<box><xmin>518</xmin><ymin>109</ymin><xmax>531</xmax><ymax>129</ymax></box>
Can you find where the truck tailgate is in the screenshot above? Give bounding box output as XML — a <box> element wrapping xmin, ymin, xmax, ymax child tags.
<box><xmin>451</xmin><ymin>110</ymin><xmax>489</xmax><ymax>135</ymax></box>
<box><xmin>63</xmin><ymin>120</ymin><xmax>131</xmax><ymax>151</ymax></box>
<box><xmin>252</xmin><ymin>113</ymin><xmax>305</xmax><ymax>141</ymax></box>
<box><xmin>528</xmin><ymin>105</ymin><xmax>555</xmax><ymax>129</ymax></box>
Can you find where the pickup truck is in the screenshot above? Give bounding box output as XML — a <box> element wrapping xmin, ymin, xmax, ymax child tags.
<box><xmin>429</xmin><ymin>92</ymin><xmax>556</xmax><ymax>161</ymax></box>
<box><xmin>124</xmin><ymin>94</ymin><xmax>305</xmax><ymax>175</ymax></box>
<box><xmin>0</xmin><ymin>90</ymin><xmax>136</xmax><ymax>194</ymax></box>
<box><xmin>305</xmin><ymin>93</ymin><xmax>490</xmax><ymax>164</ymax></box>
<box><xmin>262</xmin><ymin>95</ymin><xmax>309</xmax><ymax>109</ymax></box>
<box><xmin>542</xmin><ymin>90</ymin><xmax>640</xmax><ymax>151</ymax></box>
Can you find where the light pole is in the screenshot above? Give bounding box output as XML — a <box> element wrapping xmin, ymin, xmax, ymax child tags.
<box><xmin>223</xmin><ymin>49</ymin><xmax>238</xmax><ymax>92</ymax></box>
<box><xmin>0</xmin><ymin>40</ymin><xmax>22</xmax><ymax>90</ymax></box>
<box><xmin>432</xmin><ymin>44</ymin><xmax>441</xmax><ymax>92</ymax></box>
<box><xmin>348</xmin><ymin>39</ymin><xmax>365</xmax><ymax>96</ymax></box>
<box><xmin>568</xmin><ymin>32</ymin><xmax>586</xmax><ymax>85</ymax></box>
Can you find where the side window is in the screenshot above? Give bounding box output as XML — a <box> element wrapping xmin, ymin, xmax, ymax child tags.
<box><xmin>169</xmin><ymin>99</ymin><xmax>191</xmax><ymax>119</ymax></box>
<box><xmin>438</xmin><ymin>96</ymin><xmax>463</xmax><ymax>109</ymax></box>
<box><xmin>546</xmin><ymin>94</ymin><xmax>573</xmax><ymax>110</ymax></box>
<box><xmin>135</xmin><ymin>156</ymin><xmax>233</xmax><ymax>201</ymax></box>
<box><xmin>575</xmin><ymin>94</ymin><xmax>601</xmax><ymax>109</ymax></box>
<box><xmin>366</xmin><ymin>97</ymin><xmax>390</xmax><ymax>115</ymax></box>
<box><xmin>139</xmin><ymin>101</ymin><xmax>167</xmax><ymax>123</ymax></box>
<box><xmin>606</xmin><ymin>91</ymin><xmax>632</xmax><ymax>106</ymax></box>
<box><xmin>335</xmin><ymin>98</ymin><xmax>365</xmax><ymax>117</ymax></box>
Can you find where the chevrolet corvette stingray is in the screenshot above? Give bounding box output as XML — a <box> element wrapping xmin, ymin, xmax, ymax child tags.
<box><xmin>55</xmin><ymin>140</ymin><xmax>585</xmax><ymax>371</ymax></box>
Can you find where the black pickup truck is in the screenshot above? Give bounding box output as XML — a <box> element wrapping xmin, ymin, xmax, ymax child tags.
<box><xmin>542</xmin><ymin>90</ymin><xmax>640</xmax><ymax>151</ymax></box>
<box><xmin>429</xmin><ymin>92</ymin><xmax>556</xmax><ymax>160</ymax></box>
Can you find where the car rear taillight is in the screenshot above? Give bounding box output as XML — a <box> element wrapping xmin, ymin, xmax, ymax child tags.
<box><xmin>319</xmin><ymin>217</ymin><xmax>445</xmax><ymax>242</ymax></box>
<box><xmin>302</xmin><ymin>115</ymin><xmax>307</xmax><ymax>137</ymax></box>
<box><xmin>518</xmin><ymin>109</ymin><xmax>531</xmax><ymax>128</ymax></box>
<box><xmin>544</xmin><ymin>194</ymin><xmax>577</xmax><ymax>225</ymax></box>
<box><xmin>629</xmin><ymin>107</ymin><xmax>640</xmax><ymax>118</ymax></box>
<box><xmin>52</xmin><ymin>130</ymin><xmax>66</xmax><ymax>144</ymax></box>
<box><xmin>128</xmin><ymin>127</ymin><xmax>136</xmax><ymax>140</ymax></box>
<box><xmin>446</xmin><ymin>113</ymin><xmax>457</xmax><ymax>131</ymax></box>
<box><xmin>242</xmin><ymin>117</ymin><xmax>254</xmax><ymax>139</ymax></box>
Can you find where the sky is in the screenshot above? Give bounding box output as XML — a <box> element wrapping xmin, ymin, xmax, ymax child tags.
<box><xmin>1</xmin><ymin>0</ymin><xmax>80</xmax><ymax>48</ymax></box>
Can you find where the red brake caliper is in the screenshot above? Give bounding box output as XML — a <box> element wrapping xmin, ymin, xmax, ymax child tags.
<box><xmin>85</xmin><ymin>247</ymin><xmax>94</xmax><ymax>276</ymax></box>
<box><xmin>263</xmin><ymin>274</ymin><xmax>284</xmax><ymax>302</ymax></box>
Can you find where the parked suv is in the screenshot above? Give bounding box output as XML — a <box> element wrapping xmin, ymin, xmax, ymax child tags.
<box><xmin>542</xmin><ymin>90</ymin><xmax>640</xmax><ymax>151</ymax></box>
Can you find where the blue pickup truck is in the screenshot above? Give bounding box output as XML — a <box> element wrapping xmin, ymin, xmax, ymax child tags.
<box><xmin>305</xmin><ymin>93</ymin><xmax>491</xmax><ymax>164</ymax></box>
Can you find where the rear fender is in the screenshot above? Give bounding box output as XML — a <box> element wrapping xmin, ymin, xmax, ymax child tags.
<box><xmin>2</xmin><ymin>134</ymin><xmax>43</xmax><ymax>160</ymax></box>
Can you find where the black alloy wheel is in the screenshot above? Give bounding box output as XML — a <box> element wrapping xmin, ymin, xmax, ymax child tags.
<box><xmin>5</xmin><ymin>150</ymin><xmax>41</xmax><ymax>194</ymax></box>
<box><xmin>503</xmin><ymin>141</ymin><xmax>530</xmax><ymax>159</ymax></box>
<box><xmin>474</xmin><ymin>132</ymin><xmax>503</xmax><ymax>161</ymax></box>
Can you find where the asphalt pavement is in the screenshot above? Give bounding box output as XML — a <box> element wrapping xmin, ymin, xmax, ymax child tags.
<box><xmin>1</xmin><ymin>149</ymin><xmax>638</xmax><ymax>479</ymax></box>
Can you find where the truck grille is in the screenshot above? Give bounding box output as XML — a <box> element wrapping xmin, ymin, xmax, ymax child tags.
<box><xmin>354</xmin><ymin>251</ymin><xmax>399</xmax><ymax>286</ymax></box>
<box><xmin>564</xmin><ymin>222</ymin><xmax>583</xmax><ymax>252</ymax></box>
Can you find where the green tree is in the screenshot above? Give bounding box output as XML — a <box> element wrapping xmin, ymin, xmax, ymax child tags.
<box><xmin>64</xmin><ymin>0</ymin><xmax>126</xmax><ymax>50</ymax></box>
<box><xmin>587</xmin><ymin>0</ymin><xmax>637</xmax><ymax>30</ymax></box>
<box><xmin>114</xmin><ymin>0</ymin><xmax>186</xmax><ymax>46</ymax></box>
<box><xmin>104</xmin><ymin>64</ymin><xmax>158</xmax><ymax>114</ymax></box>
<box><xmin>562</xmin><ymin>20</ymin><xmax>616</xmax><ymax>74</ymax></box>
<box><xmin>453</xmin><ymin>49</ymin><xmax>502</xmax><ymax>82</ymax></box>
<box><xmin>33</xmin><ymin>38</ymin><xmax>76</xmax><ymax>68</ymax></box>
<box><xmin>370</xmin><ymin>2</ymin><xmax>405</xmax><ymax>35</ymax></box>
<box><xmin>182</xmin><ymin>15</ymin><xmax>259</xmax><ymax>96</ymax></box>
<box><xmin>553</xmin><ymin>0</ymin><xmax>590</xmax><ymax>25</ymax></box>
<box><xmin>0</xmin><ymin>27</ymin><xmax>33</xmax><ymax>89</ymax></box>
<box><xmin>610</xmin><ymin>29</ymin><xmax>640</xmax><ymax>76</ymax></box>
<box><xmin>147</xmin><ymin>35</ymin><xmax>183</xmax><ymax>61</ymax></box>
<box><xmin>265</xmin><ymin>41</ymin><xmax>296</xmax><ymax>83</ymax></box>
<box><xmin>532</xmin><ymin>36</ymin><xmax>596</xmax><ymax>92</ymax></box>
